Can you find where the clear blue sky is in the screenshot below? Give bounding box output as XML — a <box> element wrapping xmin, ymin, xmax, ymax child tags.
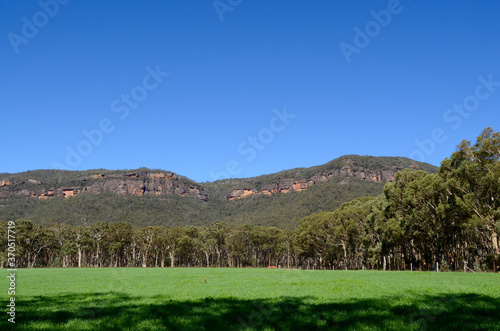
<box><xmin>1</xmin><ymin>1</ymin><xmax>499</xmax><ymax>182</ymax></box>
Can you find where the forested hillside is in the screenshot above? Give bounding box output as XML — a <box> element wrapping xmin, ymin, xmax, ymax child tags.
<box><xmin>0</xmin><ymin>155</ymin><xmax>436</xmax><ymax>228</ymax></box>
<box><xmin>3</xmin><ymin>128</ymin><xmax>498</xmax><ymax>272</ymax></box>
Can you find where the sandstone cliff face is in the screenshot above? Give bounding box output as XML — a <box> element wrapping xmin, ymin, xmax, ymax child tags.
<box><xmin>0</xmin><ymin>157</ymin><xmax>429</xmax><ymax>203</ymax></box>
<box><xmin>0</xmin><ymin>171</ymin><xmax>208</xmax><ymax>202</ymax></box>
<box><xmin>0</xmin><ymin>180</ymin><xmax>12</xmax><ymax>187</ymax></box>
<box><xmin>225</xmin><ymin>162</ymin><xmax>403</xmax><ymax>200</ymax></box>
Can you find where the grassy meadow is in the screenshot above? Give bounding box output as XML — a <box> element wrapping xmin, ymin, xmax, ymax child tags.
<box><xmin>2</xmin><ymin>268</ymin><xmax>500</xmax><ymax>330</ymax></box>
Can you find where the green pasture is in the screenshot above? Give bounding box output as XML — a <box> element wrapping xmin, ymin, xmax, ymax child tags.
<box><xmin>2</xmin><ymin>268</ymin><xmax>500</xmax><ymax>330</ymax></box>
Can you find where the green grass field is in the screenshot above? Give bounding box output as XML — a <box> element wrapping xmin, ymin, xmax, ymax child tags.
<box><xmin>2</xmin><ymin>268</ymin><xmax>500</xmax><ymax>330</ymax></box>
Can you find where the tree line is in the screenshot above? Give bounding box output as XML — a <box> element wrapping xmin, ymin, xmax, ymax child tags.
<box><xmin>1</xmin><ymin>128</ymin><xmax>499</xmax><ymax>271</ymax></box>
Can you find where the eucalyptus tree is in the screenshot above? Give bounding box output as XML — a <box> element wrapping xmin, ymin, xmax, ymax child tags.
<box><xmin>133</xmin><ymin>226</ymin><xmax>158</xmax><ymax>267</ymax></box>
<box><xmin>49</xmin><ymin>222</ymin><xmax>77</xmax><ymax>267</ymax></box>
<box><xmin>208</xmin><ymin>222</ymin><xmax>228</xmax><ymax>267</ymax></box>
<box><xmin>177</xmin><ymin>225</ymin><xmax>200</xmax><ymax>267</ymax></box>
<box><xmin>105</xmin><ymin>222</ymin><xmax>133</xmax><ymax>267</ymax></box>
<box><xmin>327</xmin><ymin>196</ymin><xmax>374</xmax><ymax>269</ymax></box>
<box><xmin>75</xmin><ymin>225</ymin><xmax>93</xmax><ymax>267</ymax></box>
<box><xmin>15</xmin><ymin>220</ymin><xmax>56</xmax><ymax>268</ymax></box>
<box><xmin>278</xmin><ymin>229</ymin><xmax>296</xmax><ymax>268</ymax></box>
<box><xmin>198</xmin><ymin>226</ymin><xmax>215</xmax><ymax>267</ymax></box>
<box><xmin>361</xmin><ymin>194</ymin><xmax>388</xmax><ymax>269</ymax></box>
<box><xmin>227</xmin><ymin>225</ymin><xmax>252</xmax><ymax>267</ymax></box>
<box><xmin>152</xmin><ymin>226</ymin><xmax>169</xmax><ymax>267</ymax></box>
<box><xmin>166</xmin><ymin>227</ymin><xmax>183</xmax><ymax>267</ymax></box>
<box><xmin>88</xmin><ymin>222</ymin><xmax>109</xmax><ymax>267</ymax></box>
<box><xmin>264</xmin><ymin>227</ymin><xmax>284</xmax><ymax>267</ymax></box>
<box><xmin>249</xmin><ymin>226</ymin><xmax>267</xmax><ymax>267</ymax></box>
<box><xmin>295</xmin><ymin>213</ymin><xmax>331</xmax><ymax>269</ymax></box>
<box><xmin>440</xmin><ymin>127</ymin><xmax>500</xmax><ymax>259</ymax></box>
<box><xmin>0</xmin><ymin>221</ymin><xmax>7</xmax><ymax>268</ymax></box>
<box><xmin>12</xmin><ymin>220</ymin><xmax>33</xmax><ymax>267</ymax></box>
<box><xmin>383</xmin><ymin>170</ymin><xmax>428</xmax><ymax>269</ymax></box>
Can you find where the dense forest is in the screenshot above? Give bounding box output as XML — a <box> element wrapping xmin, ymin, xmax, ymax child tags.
<box><xmin>2</xmin><ymin>128</ymin><xmax>499</xmax><ymax>271</ymax></box>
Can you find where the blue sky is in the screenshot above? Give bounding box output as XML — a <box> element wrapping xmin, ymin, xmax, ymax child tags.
<box><xmin>1</xmin><ymin>0</ymin><xmax>499</xmax><ymax>182</ymax></box>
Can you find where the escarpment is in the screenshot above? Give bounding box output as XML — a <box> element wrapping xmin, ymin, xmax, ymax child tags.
<box><xmin>225</xmin><ymin>162</ymin><xmax>401</xmax><ymax>200</ymax></box>
<box><xmin>0</xmin><ymin>171</ymin><xmax>208</xmax><ymax>202</ymax></box>
<box><xmin>0</xmin><ymin>156</ymin><xmax>435</xmax><ymax>205</ymax></box>
<box><xmin>222</xmin><ymin>156</ymin><xmax>427</xmax><ymax>200</ymax></box>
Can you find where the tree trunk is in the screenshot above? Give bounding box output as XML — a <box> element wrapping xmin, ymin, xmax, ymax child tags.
<box><xmin>492</xmin><ymin>231</ymin><xmax>499</xmax><ymax>256</ymax></box>
<box><xmin>341</xmin><ymin>241</ymin><xmax>348</xmax><ymax>270</ymax></box>
<box><xmin>287</xmin><ymin>248</ymin><xmax>290</xmax><ymax>269</ymax></box>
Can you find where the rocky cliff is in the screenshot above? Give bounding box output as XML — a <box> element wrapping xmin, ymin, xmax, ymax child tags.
<box><xmin>0</xmin><ymin>155</ymin><xmax>438</xmax><ymax>228</ymax></box>
<box><xmin>224</xmin><ymin>157</ymin><xmax>421</xmax><ymax>200</ymax></box>
<box><xmin>0</xmin><ymin>170</ymin><xmax>208</xmax><ymax>202</ymax></box>
<box><xmin>0</xmin><ymin>156</ymin><xmax>433</xmax><ymax>203</ymax></box>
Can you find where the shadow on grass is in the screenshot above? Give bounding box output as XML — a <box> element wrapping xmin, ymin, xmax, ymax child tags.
<box><xmin>5</xmin><ymin>292</ymin><xmax>500</xmax><ymax>330</ymax></box>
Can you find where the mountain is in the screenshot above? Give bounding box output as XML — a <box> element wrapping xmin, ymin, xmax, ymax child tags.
<box><xmin>0</xmin><ymin>155</ymin><xmax>437</xmax><ymax>229</ymax></box>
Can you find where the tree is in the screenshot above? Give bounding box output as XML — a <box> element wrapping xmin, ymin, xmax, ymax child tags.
<box><xmin>362</xmin><ymin>195</ymin><xmax>388</xmax><ymax>269</ymax></box>
<box><xmin>88</xmin><ymin>222</ymin><xmax>109</xmax><ymax>267</ymax></box>
<box><xmin>295</xmin><ymin>213</ymin><xmax>331</xmax><ymax>269</ymax></box>
<box><xmin>105</xmin><ymin>222</ymin><xmax>132</xmax><ymax>267</ymax></box>
<box><xmin>208</xmin><ymin>222</ymin><xmax>228</xmax><ymax>267</ymax></box>
<box><xmin>49</xmin><ymin>222</ymin><xmax>77</xmax><ymax>267</ymax></box>
<box><xmin>166</xmin><ymin>227</ymin><xmax>183</xmax><ymax>267</ymax></box>
<box><xmin>440</xmin><ymin>127</ymin><xmax>500</xmax><ymax>257</ymax></box>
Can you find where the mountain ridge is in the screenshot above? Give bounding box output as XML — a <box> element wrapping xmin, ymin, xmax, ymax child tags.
<box><xmin>0</xmin><ymin>155</ymin><xmax>438</xmax><ymax>228</ymax></box>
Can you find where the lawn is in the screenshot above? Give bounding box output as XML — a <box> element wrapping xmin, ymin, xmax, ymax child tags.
<box><xmin>2</xmin><ymin>268</ymin><xmax>500</xmax><ymax>330</ymax></box>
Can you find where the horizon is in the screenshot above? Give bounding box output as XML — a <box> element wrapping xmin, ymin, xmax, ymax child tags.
<box><xmin>0</xmin><ymin>153</ymin><xmax>439</xmax><ymax>182</ymax></box>
<box><xmin>1</xmin><ymin>1</ymin><xmax>499</xmax><ymax>182</ymax></box>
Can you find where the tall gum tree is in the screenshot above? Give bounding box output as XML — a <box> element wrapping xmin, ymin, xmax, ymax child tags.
<box><xmin>440</xmin><ymin>127</ymin><xmax>500</xmax><ymax>257</ymax></box>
